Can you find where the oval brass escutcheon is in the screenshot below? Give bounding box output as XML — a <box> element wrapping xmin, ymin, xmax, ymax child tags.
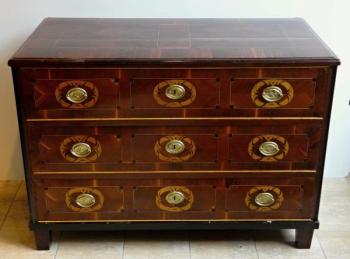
<box><xmin>165</xmin><ymin>84</ymin><xmax>186</xmax><ymax>100</ymax></box>
<box><xmin>255</xmin><ymin>192</ymin><xmax>275</xmax><ymax>207</ymax></box>
<box><xmin>259</xmin><ymin>141</ymin><xmax>280</xmax><ymax>157</ymax></box>
<box><xmin>165</xmin><ymin>191</ymin><xmax>185</xmax><ymax>205</ymax></box>
<box><xmin>70</xmin><ymin>142</ymin><xmax>92</xmax><ymax>158</ymax></box>
<box><xmin>75</xmin><ymin>193</ymin><xmax>96</xmax><ymax>208</ymax></box>
<box><xmin>165</xmin><ymin>140</ymin><xmax>185</xmax><ymax>154</ymax></box>
<box><xmin>262</xmin><ymin>86</ymin><xmax>284</xmax><ymax>103</ymax></box>
<box><xmin>66</xmin><ymin>87</ymin><xmax>88</xmax><ymax>104</ymax></box>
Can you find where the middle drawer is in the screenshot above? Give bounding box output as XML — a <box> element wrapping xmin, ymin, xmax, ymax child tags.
<box><xmin>28</xmin><ymin>121</ymin><xmax>322</xmax><ymax>172</ymax></box>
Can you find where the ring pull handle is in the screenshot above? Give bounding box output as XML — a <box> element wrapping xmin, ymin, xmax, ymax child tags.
<box><xmin>255</xmin><ymin>192</ymin><xmax>275</xmax><ymax>207</ymax></box>
<box><xmin>165</xmin><ymin>140</ymin><xmax>185</xmax><ymax>155</ymax></box>
<box><xmin>66</xmin><ymin>87</ymin><xmax>88</xmax><ymax>104</ymax></box>
<box><xmin>165</xmin><ymin>191</ymin><xmax>185</xmax><ymax>205</ymax></box>
<box><xmin>262</xmin><ymin>86</ymin><xmax>284</xmax><ymax>102</ymax></box>
<box><xmin>165</xmin><ymin>84</ymin><xmax>186</xmax><ymax>100</ymax></box>
<box><xmin>259</xmin><ymin>141</ymin><xmax>280</xmax><ymax>157</ymax></box>
<box><xmin>70</xmin><ymin>143</ymin><xmax>92</xmax><ymax>158</ymax></box>
<box><xmin>75</xmin><ymin>193</ymin><xmax>96</xmax><ymax>208</ymax></box>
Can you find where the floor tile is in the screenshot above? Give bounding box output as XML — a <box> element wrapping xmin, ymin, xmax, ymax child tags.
<box><xmin>254</xmin><ymin>229</ymin><xmax>325</xmax><ymax>259</ymax></box>
<box><xmin>123</xmin><ymin>231</ymin><xmax>190</xmax><ymax>259</ymax></box>
<box><xmin>189</xmin><ymin>230</ymin><xmax>258</xmax><ymax>259</ymax></box>
<box><xmin>1</xmin><ymin>200</ymin><xmax>30</xmax><ymax>229</ymax></box>
<box><xmin>319</xmin><ymin>178</ymin><xmax>350</xmax><ymax>231</ymax></box>
<box><xmin>55</xmin><ymin>231</ymin><xmax>124</xmax><ymax>259</ymax></box>
<box><xmin>0</xmin><ymin>202</ymin><xmax>12</xmax><ymax>228</ymax></box>
<box><xmin>317</xmin><ymin>230</ymin><xmax>350</xmax><ymax>259</ymax></box>
<box><xmin>14</xmin><ymin>181</ymin><xmax>27</xmax><ymax>201</ymax></box>
<box><xmin>0</xmin><ymin>226</ymin><xmax>59</xmax><ymax>259</ymax></box>
<box><xmin>321</xmin><ymin>177</ymin><xmax>350</xmax><ymax>195</ymax></box>
<box><xmin>0</xmin><ymin>180</ymin><xmax>21</xmax><ymax>202</ymax></box>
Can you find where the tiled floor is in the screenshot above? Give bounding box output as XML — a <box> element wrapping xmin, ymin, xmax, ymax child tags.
<box><xmin>0</xmin><ymin>178</ymin><xmax>349</xmax><ymax>259</ymax></box>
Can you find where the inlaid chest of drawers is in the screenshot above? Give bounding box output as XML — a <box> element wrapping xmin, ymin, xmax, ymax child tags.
<box><xmin>9</xmin><ymin>18</ymin><xmax>339</xmax><ymax>250</ymax></box>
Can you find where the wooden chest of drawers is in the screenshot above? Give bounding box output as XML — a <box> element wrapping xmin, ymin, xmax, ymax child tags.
<box><xmin>9</xmin><ymin>18</ymin><xmax>339</xmax><ymax>250</ymax></box>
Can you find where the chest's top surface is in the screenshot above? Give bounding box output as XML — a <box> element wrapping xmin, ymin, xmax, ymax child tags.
<box><xmin>9</xmin><ymin>18</ymin><xmax>339</xmax><ymax>66</ymax></box>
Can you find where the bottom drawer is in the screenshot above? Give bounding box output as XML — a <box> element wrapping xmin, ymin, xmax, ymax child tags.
<box><xmin>32</xmin><ymin>175</ymin><xmax>316</xmax><ymax>222</ymax></box>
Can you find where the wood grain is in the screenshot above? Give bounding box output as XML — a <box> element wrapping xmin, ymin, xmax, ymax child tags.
<box><xmin>9</xmin><ymin>18</ymin><xmax>340</xmax><ymax>250</ymax></box>
<box><xmin>9</xmin><ymin>18</ymin><xmax>339</xmax><ymax>67</ymax></box>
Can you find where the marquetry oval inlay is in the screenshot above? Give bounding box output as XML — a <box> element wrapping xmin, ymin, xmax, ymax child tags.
<box><xmin>248</xmin><ymin>135</ymin><xmax>289</xmax><ymax>162</ymax></box>
<box><xmin>251</xmin><ymin>79</ymin><xmax>294</xmax><ymax>108</ymax></box>
<box><xmin>55</xmin><ymin>80</ymin><xmax>99</xmax><ymax>108</ymax></box>
<box><xmin>155</xmin><ymin>186</ymin><xmax>194</xmax><ymax>212</ymax></box>
<box><xmin>154</xmin><ymin>135</ymin><xmax>196</xmax><ymax>162</ymax></box>
<box><xmin>60</xmin><ymin>135</ymin><xmax>102</xmax><ymax>162</ymax></box>
<box><xmin>245</xmin><ymin>186</ymin><xmax>284</xmax><ymax>211</ymax></box>
<box><xmin>65</xmin><ymin>187</ymin><xmax>104</xmax><ymax>212</ymax></box>
<box><xmin>153</xmin><ymin>80</ymin><xmax>196</xmax><ymax>107</ymax></box>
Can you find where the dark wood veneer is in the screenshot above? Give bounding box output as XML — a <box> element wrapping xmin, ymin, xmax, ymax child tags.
<box><xmin>9</xmin><ymin>18</ymin><xmax>339</xmax><ymax>67</ymax></box>
<box><xmin>9</xmin><ymin>18</ymin><xmax>339</xmax><ymax>250</ymax></box>
<box><xmin>27</xmin><ymin>122</ymin><xmax>322</xmax><ymax>172</ymax></box>
<box><xmin>18</xmin><ymin>67</ymin><xmax>331</xmax><ymax>119</ymax></box>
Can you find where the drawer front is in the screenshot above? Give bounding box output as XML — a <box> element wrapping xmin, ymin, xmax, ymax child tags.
<box><xmin>20</xmin><ymin>67</ymin><xmax>330</xmax><ymax>119</ymax></box>
<box><xmin>131</xmin><ymin>78</ymin><xmax>220</xmax><ymax>109</ymax></box>
<box><xmin>225</xmin><ymin>177</ymin><xmax>315</xmax><ymax>219</ymax></box>
<box><xmin>231</xmin><ymin>78</ymin><xmax>315</xmax><ymax>109</ymax></box>
<box><xmin>229</xmin><ymin>134</ymin><xmax>309</xmax><ymax>163</ymax></box>
<box><xmin>28</xmin><ymin>126</ymin><xmax>122</xmax><ymax>172</ymax></box>
<box><xmin>228</xmin><ymin>67</ymin><xmax>329</xmax><ymax>117</ymax></box>
<box><xmin>32</xmin><ymin>176</ymin><xmax>315</xmax><ymax>221</ymax></box>
<box><xmin>34</xmin><ymin>79</ymin><xmax>118</xmax><ymax>110</ymax></box>
<box><xmin>133</xmin><ymin>185</ymin><xmax>216</xmax><ymax>213</ymax></box>
<box><xmin>35</xmin><ymin>179</ymin><xmax>125</xmax><ymax>221</ymax></box>
<box><xmin>27</xmin><ymin>122</ymin><xmax>322</xmax><ymax>172</ymax></box>
<box><xmin>132</xmin><ymin>132</ymin><xmax>218</xmax><ymax>164</ymax></box>
<box><xmin>45</xmin><ymin>186</ymin><xmax>124</xmax><ymax>213</ymax></box>
<box><xmin>20</xmin><ymin>69</ymin><xmax>120</xmax><ymax>118</ymax></box>
<box><xmin>226</xmin><ymin>185</ymin><xmax>302</xmax><ymax>213</ymax></box>
<box><xmin>227</xmin><ymin>122</ymin><xmax>321</xmax><ymax>170</ymax></box>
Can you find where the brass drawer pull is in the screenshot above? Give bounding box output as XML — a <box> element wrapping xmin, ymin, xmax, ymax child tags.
<box><xmin>259</xmin><ymin>141</ymin><xmax>280</xmax><ymax>156</ymax></box>
<box><xmin>75</xmin><ymin>193</ymin><xmax>96</xmax><ymax>208</ymax></box>
<box><xmin>262</xmin><ymin>86</ymin><xmax>284</xmax><ymax>102</ymax></box>
<box><xmin>165</xmin><ymin>84</ymin><xmax>186</xmax><ymax>100</ymax></box>
<box><xmin>254</xmin><ymin>192</ymin><xmax>275</xmax><ymax>207</ymax></box>
<box><xmin>165</xmin><ymin>191</ymin><xmax>185</xmax><ymax>205</ymax></box>
<box><xmin>70</xmin><ymin>142</ymin><xmax>92</xmax><ymax>158</ymax></box>
<box><xmin>165</xmin><ymin>139</ymin><xmax>185</xmax><ymax>154</ymax></box>
<box><xmin>66</xmin><ymin>87</ymin><xmax>88</xmax><ymax>104</ymax></box>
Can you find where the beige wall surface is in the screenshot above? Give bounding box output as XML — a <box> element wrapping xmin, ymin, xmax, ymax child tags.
<box><xmin>0</xmin><ymin>0</ymin><xmax>349</xmax><ymax>179</ymax></box>
<box><xmin>0</xmin><ymin>59</ymin><xmax>24</xmax><ymax>179</ymax></box>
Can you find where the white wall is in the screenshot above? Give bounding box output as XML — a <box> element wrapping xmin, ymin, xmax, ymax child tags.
<box><xmin>0</xmin><ymin>0</ymin><xmax>349</xmax><ymax>179</ymax></box>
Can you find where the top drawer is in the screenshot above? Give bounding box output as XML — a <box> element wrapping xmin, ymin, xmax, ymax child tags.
<box><xmin>18</xmin><ymin>67</ymin><xmax>331</xmax><ymax>119</ymax></box>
